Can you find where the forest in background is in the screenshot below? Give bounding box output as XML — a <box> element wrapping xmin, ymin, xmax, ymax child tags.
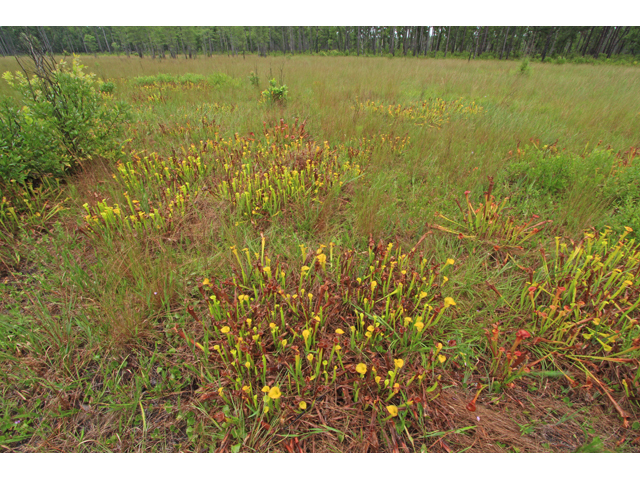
<box><xmin>1</xmin><ymin>26</ymin><xmax>640</xmax><ymax>63</ymax></box>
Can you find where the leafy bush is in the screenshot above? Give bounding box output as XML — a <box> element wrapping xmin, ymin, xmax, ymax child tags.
<box><xmin>0</xmin><ymin>56</ymin><xmax>130</xmax><ymax>185</ymax></box>
<box><xmin>100</xmin><ymin>81</ymin><xmax>116</xmax><ymax>94</ymax></box>
<box><xmin>248</xmin><ymin>71</ymin><xmax>260</xmax><ymax>87</ymax></box>
<box><xmin>501</xmin><ymin>144</ymin><xmax>617</xmax><ymax>198</ymax></box>
<box><xmin>261</xmin><ymin>78</ymin><xmax>288</xmax><ymax>105</ymax></box>
<box><xmin>518</xmin><ymin>56</ymin><xmax>532</xmax><ymax>75</ymax></box>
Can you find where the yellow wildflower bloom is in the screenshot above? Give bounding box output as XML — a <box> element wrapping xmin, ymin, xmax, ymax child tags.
<box><xmin>356</xmin><ymin>363</ymin><xmax>367</xmax><ymax>375</ymax></box>
<box><xmin>386</xmin><ymin>405</ymin><xmax>398</xmax><ymax>417</ymax></box>
<box><xmin>268</xmin><ymin>387</ymin><xmax>282</xmax><ymax>399</ymax></box>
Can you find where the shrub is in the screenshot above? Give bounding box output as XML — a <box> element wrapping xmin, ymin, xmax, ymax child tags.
<box><xmin>261</xmin><ymin>78</ymin><xmax>288</xmax><ymax>105</ymax></box>
<box><xmin>248</xmin><ymin>71</ymin><xmax>260</xmax><ymax>87</ymax></box>
<box><xmin>0</xmin><ymin>56</ymin><xmax>130</xmax><ymax>185</ymax></box>
<box><xmin>518</xmin><ymin>56</ymin><xmax>531</xmax><ymax>75</ymax></box>
<box><xmin>100</xmin><ymin>81</ymin><xmax>116</xmax><ymax>94</ymax></box>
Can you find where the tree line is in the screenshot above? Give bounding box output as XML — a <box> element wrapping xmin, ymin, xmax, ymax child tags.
<box><xmin>1</xmin><ymin>26</ymin><xmax>639</xmax><ymax>61</ymax></box>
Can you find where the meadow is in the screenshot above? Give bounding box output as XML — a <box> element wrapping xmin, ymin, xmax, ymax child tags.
<box><xmin>1</xmin><ymin>53</ymin><xmax>640</xmax><ymax>452</ymax></box>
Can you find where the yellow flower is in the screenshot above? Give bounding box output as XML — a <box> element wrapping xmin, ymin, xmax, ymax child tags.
<box><xmin>445</xmin><ymin>258</ymin><xmax>455</xmax><ymax>266</ymax></box>
<box><xmin>202</xmin><ymin>278</ymin><xmax>211</xmax><ymax>286</ymax></box>
<box><xmin>375</xmin><ymin>376</ymin><xmax>382</xmax><ymax>384</ymax></box>
<box><xmin>442</xmin><ymin>276</ymin><xmax>449</xmax><ymax>286</ymax></box>
<box><xmin>262</xmin><ymin>385</ymin><xmax>270</xmax><ymax>393</ymax></box>
<box><xmin>394</xmin><ymin>359</ymin><xmax>404</xmax><ymax>369</ymax></box>
<box><xmin>386</xmin><ymin>405</ymin><xmax>398</xmax><ymax>417</ymax></box>
<box><xmin>307</xmin><ymin>354</ymin><xmax>314</xmax><ymax>362</ymax></box>
<box><xmin>335</xmin><ymin>328</ymin><xmax>345</xmax><ymax>335</ymax></box>
<box><xmin>264</xmin><ymin>406</ymin><xmax>269</xmax><ymax>413</ymax></box>
<box><xmin>213</xmin><ymin>345</ymin><xmax>220</xmax><ymax>351</ymax></box>
<box><xmin>302</xmin><ymin>329</ymin><xmax>310</xmax><ymax>341</ymax></box>
<box><xmin>356</xmin><ymin>363</ymin><xmax>367</xmax><ymax>375</ymax></box>
<box><xmin>242</xmin><ymin>385</ymin><xmax>250</xmax><ymax>392</ymax></box>
<box><xmin>281</xmin><ymin>339</ymin><xmax>287</xmax><ymax>348</ymax></box>
<box><xmin>218</xmin><ymin>387</ymin><xmax>224</xmax><ymax>396</ymax></box>
<box><xmin>444</xmin><ymin>297</ymin><xmax>456</xmax><ymax>308</ymax></box>
<box><xmin>335</xmin><ymin>345</ymin><xmax>342</xmax><ymax>351</ymax></box>
<box><xmin>299</xmin><ymin>401</ymin><xmax>307</xmax><ymax>410</ymax></box>
<box><xmin>246</xmin><ymin>318</ymin><xmax>252</xmax><ymax>327</ymax></box>
<box><xmin>625</xmin><ymin>226</ymin><xmax>634</xmax><ymax>233</ymax></box>
<box><xmin>419</xmin><ymin>291</ymin><xmax>428</xmax><ymax>299</ymax></box>
<box><xmin>268</xmin><ymin>387</ymin><xmax>282</xmax><ymax>399</ymax></box>
<box><xmin>245</xmin><ymin>362</ymin><xmax>251</xmax><ymax>368</ymax></box>
<box><xmin>220</xmin><ymin>326</ymin><xmax>230</xmax><ymax>334</ymax></box>
<box><xmin>370</xmin><ymin>281</ymin><xmax>377</xmax><ymax>291</ymax></box>
<box><xmin>415</xmin><ymin>321</ymin><xmax>424</xmax><ymax>332</ymax></box>
<box><xmin>438</xmin><ymin>354</ymin><xmax>446</xmax><ymax>364</ymax></box>
<box><xmin>269</xmin><ymin>322</ymin><xmax>276</xmax><ymax>329</ymax></box>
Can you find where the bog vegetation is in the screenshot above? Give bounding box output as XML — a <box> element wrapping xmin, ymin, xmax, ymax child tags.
<box><xmin>1</xmin><ymin>30</ymin><xmax>640</xmax><ymax>452</ymax></box>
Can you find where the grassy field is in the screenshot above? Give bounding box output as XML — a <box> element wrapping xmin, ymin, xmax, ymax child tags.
<box><xmin>1</xmin><ymin>54</ymin><xmax>640</xmax><ymax>452</ymax></box>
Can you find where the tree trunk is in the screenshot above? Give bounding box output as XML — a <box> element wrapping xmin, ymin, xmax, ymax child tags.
<box><xmin>604</xmin><ymin>27</ymin><xmax>619</xmax><ymax>58</ymax></box>
<box><xmin>403</xmin><ymin>27</ymin><xmax>409</xmax><ymax>56</ymax></box>
<box><xmin>541</xmin><ymin>27</ymin><xmax>554</xmax><ymax>61</ymax></box>
<box><xmin>581</xmin><ymin>26</ymin><xmax>595</xmax><ymax>56</ymax></box>
<box><xmin>101</xmin><ymin>27</ymin><xmax>110</xmax><ymax>53</ymax></box>
<box><xmin>499</xmin><ymin>26</ymin><xmax>510</xmax><ymax>59</ymax></box>
<box><xmin>425</xmin><ymin>26</ymin><xmax>431</xmax><ymax>54</ymax></box>
<box><xmin>610</xmin><ymin>26</ymin><xmax>630</xmax><ymax>57</ymax></box>
<box><xmin>593</xmin><ymin>26</ymin><xmax>609</xmax><ymax>58</ymax></box>
<box><xmin>473</xmin><ymin>28</ymin><xmax>480</xmax><ymax>59</ymax></box>
<box><xmin>481</xmin><ymin>26</ymin><xmax>489</xmax><ymax>54</ymax></box>
<box><xmin>444</xmin><ymin>26</ymin><xmax>450</xmax><ymax>57</ymax></box>
<box><xmin>390</xmin><ymin>27</ymin><xmax>395</xmax><ymax>56</ymax></box>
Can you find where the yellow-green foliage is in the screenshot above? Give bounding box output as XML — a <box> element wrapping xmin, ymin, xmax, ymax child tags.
<box><xmin>83</xmin><ymin>118</ymin><xmax>409</xmax><ymax>238</ymax></box>
<box><xmin>523</xmin><ymin>227</ymin><xmax>640</xmax><ymax>355</ymax></box>
<box><xmin>358</xmin><ymin>97</ymin><xmax>483</xmax><ymax>127</ymax></box>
